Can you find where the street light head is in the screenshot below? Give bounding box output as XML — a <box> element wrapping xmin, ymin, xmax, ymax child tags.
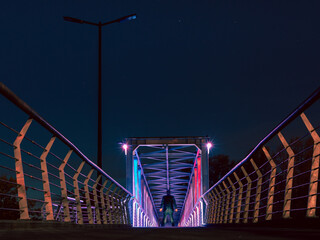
<box><xmin>118</xmin><ymin>13</ymin><xmax>137</xmax><ymax>23</ymax></box>
<box><xmin>63</xmin><ymin>16</ymin><xmax>84</xmax><ymax>24</ymax></box>
<box><xmin>122</xmin><ymin>144</ymin><xmax>128</xmax><ymax>155</ymax></box>
<box><xmin>206</xmin><ymin>142</ymin><xmax>213</xmax><ymax>154</ymax></box>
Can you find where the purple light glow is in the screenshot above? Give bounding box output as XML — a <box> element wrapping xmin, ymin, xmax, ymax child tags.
<box><xmin>123</xmin><ymin>144</ymin><xmax>128</xmax><ymax>155</ymax></box>
<box><xmin>206</xmin><ymin>142</ymin><xmax>212</xmax><ymax>153</ymax></box>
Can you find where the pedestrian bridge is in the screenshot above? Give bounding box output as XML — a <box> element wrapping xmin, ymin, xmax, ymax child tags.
<box><xmin>0</xmin><ymin>82</ymin><xmax>320</xmax><ymax>229</ymax></box>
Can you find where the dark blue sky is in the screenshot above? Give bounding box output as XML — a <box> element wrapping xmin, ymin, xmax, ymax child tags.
<box><xmin>1</xmin><ymin>0</ymin><xmax>319</xmax><ymax>185</ymax></box>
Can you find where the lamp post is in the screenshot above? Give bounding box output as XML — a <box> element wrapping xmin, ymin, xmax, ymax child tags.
<box><xmin>63</xmin><ymin>14</ymin><xmax>136</xmax><ymax>170</ymax></box>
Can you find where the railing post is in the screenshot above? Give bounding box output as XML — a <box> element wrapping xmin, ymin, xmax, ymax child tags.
<box><xmin>207</xmin><ymin>192</ymin><xmax>214</xmax><ymax>223</ymax></box>
<box><xmin>262</xmin><ymin>146</ymin><xmax>276</xmax><ymax>221</ymax></box>
<box><xmin>59</xmin><ymin>150</ymin><xmax>72</xmax><ymax>222</ymax></box>
<box><xmin>118</xmin><ymin>191</ymin><xmax>124</xmax><ymax>224</ymax></box>
<box><xmin>233</xmin><ymin>172</ymin><xmax>243</xmax><ymax>223</ymax></box>
<box><xmin>110</xmin><ymin>186</ymin><xmax>118</xmax><ymax>224</ymax></box>
<box><xmin>250</xmin><ymin>158</ymin><xmax>262</xmax><ymax>223</ymax></box>
<box><xmin>278</xmin><ymin>131</ymin><xmax>295</xmax><ymax>219</ymax></box>
<box><xmin>211</xmin><ymin>192</ymin><xmax>219</xmax><ymax>224</ymax></box>
<box><xmin>125</xmin><ymin>195</ymin><xmax>131</xmax><ymax>225</ymax></box>
<box><xmin>13</xmin><ymin>118</ymin><xmax>32</xmax><ymax>220</ymax></box>
<box><xmin>100</xmin><ymin>180</ymin><xmax>108</xmax><ymax>224</ymax></box>
<box><xmin>227</xmin><ymin>177</ymin><xmax>236</xmax><ymax>223</ymax></box>
<box><xmin>114</xmin><ymin>189</ymin><xmax>121</xmax><ymax>224</ymax></box>
<box><xmin>241</xmin><ymin>166</ymin><xmax>251</xmax><ymax>223</ymax></box>
<box><xmin>300</xmin><ymin>112</ymin><xmax>320</xmax><ymax>218</ymax></box>
<box><xmin>212</xmin><ymin>188</ymin><xmax>220</xmax><ymax>223</ymax></box>
<box><xmin>40</xmin><ymin>136</ymin><xmax>56</xmax><ymax>220</ymax></box>
<box><xmin>93</xmin><ymin>175</ymin><xmax>102</xmax><ymax>224</ymax></box>
<box><xmin>106</xmin><ymin>183</ymin><xmax>114</xmax><ymax>223</ymax></box>
<box><xmin>84</xmin><ymin>169</ymin><xmax>94</xmax><ymax>224</ymax></box>
<box><xmin>122</xmin><ymin>195</ymin><xmax>128</xmax><ymax>224</ymax></box>
<box><xmin>119</xmin><ymin>191</ymin><xmax>126</xmax><ymax>224</ymax></box>
<box><xmin>217</xmin><ymin>185</ymin><xmax>225</xmax><ymax>223</ymax></box>
<box><xmin>73</xmin><ymin>161</ymin><xmax>85</xmax><ymax>224</ymax></box>
<box><xmin>214</xmin><ymin>188</ymin><xmax>222</xmax><ymax>223</ymax></box>
<box><xmin>222</xmin><ymin>181</ymin><xmax>230</xmax><ymax>223</ymax></box>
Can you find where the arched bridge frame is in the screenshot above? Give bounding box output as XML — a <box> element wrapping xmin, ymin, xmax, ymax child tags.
<box><xmin>125</xmin><ymin>137</ymin><xmax>210</xmax><ymax>225</ymax></box>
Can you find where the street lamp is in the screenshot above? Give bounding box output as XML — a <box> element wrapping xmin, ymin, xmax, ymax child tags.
<box><xmin>63</xmin><ymin>14</ymin><xmax>137</xmax><ymax>170</ymax></box>
<box><xmin>206</xmin><ymin>142</ymin><xmax>213</xmax><ymax>154</ymax></box>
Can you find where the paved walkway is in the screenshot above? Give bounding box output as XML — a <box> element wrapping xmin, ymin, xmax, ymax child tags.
<box><xmin>1</xmin><ymin>221</ymin><xmax>320</xmax><ymax>240</ymax></box>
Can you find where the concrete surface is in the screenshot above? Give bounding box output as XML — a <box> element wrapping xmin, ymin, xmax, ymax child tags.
<box><xmin>1</xmin><ymin>221</ymin><xmax>320</xmax><ymax>240</ymax></box>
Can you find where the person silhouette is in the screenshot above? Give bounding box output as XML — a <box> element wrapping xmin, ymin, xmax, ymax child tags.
<box><xmin>160</xmin><ymin>189</ymin><xmax>177</xmax><ymax>226</ymax></box>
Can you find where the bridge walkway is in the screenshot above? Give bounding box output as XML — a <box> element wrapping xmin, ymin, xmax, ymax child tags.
<box><xmin>1</xmin><ymin>221</ymin><xmax>320</xmax><ymax>240</ymax></box>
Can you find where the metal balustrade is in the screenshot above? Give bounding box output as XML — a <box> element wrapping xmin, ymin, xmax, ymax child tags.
<box><xmin>180</xmin><ymin>87</ymin><xmax>320</xmax><ymax>226</ymax></box>
<box><xmin>0</xmin><ymin>82</ymin><xmax>156</xmax><ymax>226</ymax></box>
<box><xmin>2</xmin><ymin>81</ymin><xmax>319</xmax><ymax>228</ymax></box>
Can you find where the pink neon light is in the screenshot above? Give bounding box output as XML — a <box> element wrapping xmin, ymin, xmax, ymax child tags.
<box><xmin>197</xmin><ymin>157</ymin><xmax>201</xmax><ymax>199</ymax></box>
<box><xmin>194</xmin><ymin>167</ymin><xmax>198</xmax><ymax>203</ymax></box>
<box><xmin>122</xmin><ymin>144</ymin><xmax>128</xmax><ymax>155</ymax></box>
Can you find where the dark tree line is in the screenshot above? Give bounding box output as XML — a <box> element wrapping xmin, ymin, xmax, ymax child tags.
<box><xmin>209</xmin><ymin>154</ymin><xmax>235</xmax><ymax>187</ymax></box>
<box><xmin>0</xmin><ymin>175</ymin><xmax>41</xmax><ymax>220</ymax></box>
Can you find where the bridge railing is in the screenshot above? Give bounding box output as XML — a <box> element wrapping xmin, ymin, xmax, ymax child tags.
<box><xmin>179</xmin><ymin>196</ymin><xmax>205</xmax><ymax>227</ymax></box>
<box><xmin>0</xmin><ymin>82</ymin><xmax>134</xmax><ymax>224</ymax></box>
<box><xmin>200</xmin><ymin>87</ymin><xmax>320</xmax><ymax>225</ymax></box>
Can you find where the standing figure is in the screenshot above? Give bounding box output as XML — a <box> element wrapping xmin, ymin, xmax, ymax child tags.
<box><xmin>160</xmin><ymin>189</ymin><xmax>177</xmax><ymax>226</ymax></box>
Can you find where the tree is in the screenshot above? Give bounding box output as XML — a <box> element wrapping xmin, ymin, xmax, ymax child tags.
<box><xmin>209</xmin><ymin>154</ymin><xmax>234</xmax><ymax>187</ymax></box>
<box><xmin>0</xmin><ymin>175</ymin><xmax>41</xmax><ymax>220</ymax></box>
<box><xmin>0</xmin><ymin>175</ymin><xmax>19</xmax><ymax>220</ymax></box>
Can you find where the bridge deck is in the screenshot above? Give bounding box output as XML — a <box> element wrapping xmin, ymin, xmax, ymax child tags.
<box><xmin>1</xmin><ymin>221</ymin><xmax>320</xmax><ymax>240</ymax></box>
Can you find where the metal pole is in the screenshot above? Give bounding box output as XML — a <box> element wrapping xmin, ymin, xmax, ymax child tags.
<box><xmin>166</xmin><ymin>145</ymin><xmax>169</xmax><ymax>190</ymax></box>
<box><xmin>98</xmin><ymin>22</ymin><xmax>102</xmax><ymax>169</ymax></box>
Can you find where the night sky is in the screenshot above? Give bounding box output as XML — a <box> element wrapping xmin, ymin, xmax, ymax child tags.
<box><xmin>1</xmin><ymin>1</ymin><xmax>319</xmax><ymax>186</ymax></box>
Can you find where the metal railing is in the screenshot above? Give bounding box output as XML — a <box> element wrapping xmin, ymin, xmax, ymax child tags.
<box><xmin>0</xmin><ymin>82</ymin><xmax>140</xmax><ymax>224</ymax></box>
<box><xmin>181</xmin><ymin>86</ymin><xmax>320</xmax><ymax>226</ymax></box>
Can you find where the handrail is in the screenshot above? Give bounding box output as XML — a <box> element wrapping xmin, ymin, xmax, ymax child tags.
<box><xmin>133</xmin><ymin>198</ymin><xmax>158</xmax><ymax>227</ymax></box>
<box><xmin>203</xmin><ymin>86</ymin><xmax>320</xmax><ymax>197</ymax></box>
<box><xmin>0</xmin><ymin>82</ymin><xmax>131</xmax><ymax>196</ymax></box>
<box><xmin>135</xmin><ymin>152</ymin><xmax>159</xmax><ymax>220</ymax></box>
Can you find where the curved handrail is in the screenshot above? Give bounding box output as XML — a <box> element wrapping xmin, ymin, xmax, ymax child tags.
<box><xmin>0</xmin><ymin>82</ymin><xmax>132</xmax><ymax>196</ymax></box>
<box><xmin>203</xmin><ymin>86</ymin><xmax>320</xmax><ymax>197</ymax></box>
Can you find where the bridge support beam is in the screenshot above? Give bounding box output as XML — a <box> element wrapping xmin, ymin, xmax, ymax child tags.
<box><xmin>73</xmin><ymin>161</ymin><xmax>85</xmax><ymax>224</ymax></box>
<box><xmin>106</xmin><ymin>183</ymin><xmax>114</xmax><ymax>223</ymax></box>
<box><xmin>214</xmin><ymin>188</ymin><xmax>222</xmax><ymax>223</ymax></box>
<box><xmin>222</xmin><ymin>182</ymin><xmax>230</xmax><ymax>223</ymax></box>
<box><xmin>218</xmin><ymin>185</ymin><xmax>225</xmax><ymax>223</ymax></box>
<box><xmin>59</xmin><ymin>150</ymin><xmax>72</xmax><ymax>222</ymax></box>
<box><xmin>250</xmin><ymin>158</ymin><xmax>262</xmax><ymax>223</ymax></box>
<box><xmin>201</xmin><ymin>142</ymin><xmax>209</xmax><ymax>195</ymax></box>
<box><xmin>14</xmin><ymin>118</ymin><xmax>32</xmax><ymax>220</ymax></box>
<box><xmin>210</xmin><ymin>191</ymin><xmax>218</xmax><ymax>223</ymax></box>
<box><xmin>100</xmin><ymin>180</ymin><xmax>108</xmax><ymax>224</ymax></box>
<box><xmin>40</xmin><ymin>136</ymin><xmax>56</xmax><ymax>221</ymax></box>
<box><xmin>278</xmin><ymin>131</ymin><xmax>295</xmax><ymax>219</ymax></box>
<box><xmin>126</xmin><ymin>139</ymin><xmax>133</xmax><ymax>195</ymax></box>
<box><xmin>93</xmin><ymin>175</ymin><xmax>102</xmax><ymax>224</ymax></box>
<box><xmin>301</xmin><ymin>112</ymin><xmax>320</xmax><ymax>218</ymax></box>
<box><xmin>227</xmin><ymin>177</ymin><xmax>236</xmax><ymax>223</ymax></box>
<box><xmin>262</xmin><ymin>146</ymin><xmax>276</xmax><ymax>221</ymax></box>
<box><xmin>84</xmin><ymin>169</ymin><xmax>94</xmax><ymax>223</ymax></box>
<box><xmin>110</xmin><ymin>186</ymin><xmax>118</xmax><ymax>224</ymax></box>
<box><xmin>233</xmin><ymin>172</ymin><xmax>243</xmax><ymax>224</ymax></box>
<box><xmin>241</xmin><ymin>166</ymin><xmax>252</xmax><ymax>223</ymax></box>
